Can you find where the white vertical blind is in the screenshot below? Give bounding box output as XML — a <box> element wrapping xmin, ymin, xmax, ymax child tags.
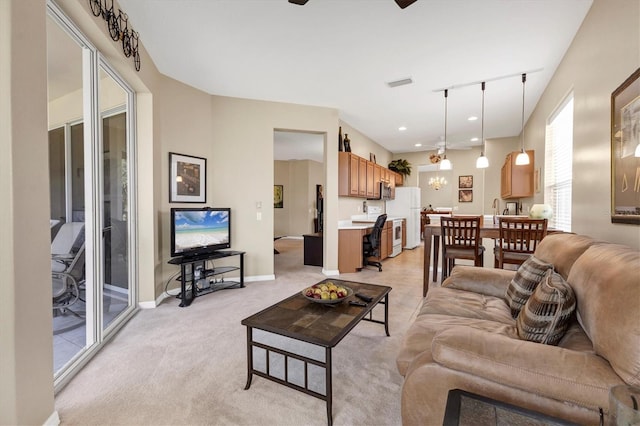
<box><xmin>544</xmin><ymin>95</ymin><xmax>574</xmax><ymax>232</ymax></box>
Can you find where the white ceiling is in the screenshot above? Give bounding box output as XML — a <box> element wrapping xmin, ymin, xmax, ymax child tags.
<box><xmin>116</xmin><ymin>0</ymin><xmax>592</xmax><ymax>159</ymax></box>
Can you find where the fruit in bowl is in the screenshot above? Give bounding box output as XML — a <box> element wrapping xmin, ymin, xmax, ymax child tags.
<box><xmin>302</xmin><ymin>282</ymin><xmax>352</xmax><ymax>304</ymax></box>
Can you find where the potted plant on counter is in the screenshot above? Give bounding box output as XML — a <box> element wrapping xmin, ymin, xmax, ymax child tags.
<box><xmin>388</xmin><ymin>158</ymin><xmax>412</xmax><ymax>180</ymax></box>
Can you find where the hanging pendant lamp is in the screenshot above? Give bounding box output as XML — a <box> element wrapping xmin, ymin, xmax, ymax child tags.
<box><xmin>476</xmin><ymin>81</ymin><xmax>489</xmax><ymax>169</ymax></box>
<box><xmin>439</xmin><ymin>89</ymin><xmax>452</xmax><ymax>170</ymax></box>
<box><xmin>515</xmin><ymin>73</ymin><xmax>530</xmax><ymax>166</ymax></box>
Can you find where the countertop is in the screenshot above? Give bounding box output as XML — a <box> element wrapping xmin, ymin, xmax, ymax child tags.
<box><xmin>338</xmin><ymin>215</ymin><xmax>405</xmax><ymax>230</ymax></box>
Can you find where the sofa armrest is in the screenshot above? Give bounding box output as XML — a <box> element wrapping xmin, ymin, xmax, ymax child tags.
<box><xmin>431</xmin><ymin>327</ymin><xmax>621</xmax><ymax>411</ymax></box>
<box><xmin>441</xmin><ymin>265</ymin><xmax>515</xmax><ymax>299</ymax></box>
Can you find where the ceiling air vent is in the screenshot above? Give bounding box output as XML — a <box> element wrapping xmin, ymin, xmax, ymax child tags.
<box><xmin>387</xmin><ymin>78</ymin><xmax>413</xmax><ymax>88</ymax></box>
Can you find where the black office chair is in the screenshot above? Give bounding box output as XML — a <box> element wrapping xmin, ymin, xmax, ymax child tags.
<box><xmin>363</xmin><ymin>214</ymin><xmax>387</xmax><ymax>272</ymax></box>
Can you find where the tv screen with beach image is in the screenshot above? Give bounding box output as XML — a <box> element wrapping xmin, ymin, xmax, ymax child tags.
<box><xmin>174</xmin><ymin>210</ymin><xmax>229</xmax><ymax>254</ymax></box>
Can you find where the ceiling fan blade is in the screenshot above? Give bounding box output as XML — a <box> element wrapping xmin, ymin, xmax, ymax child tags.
<box><xmin>395</xmin><ymin>0</ymin><xmax>417</xmax><ymax>9</ymax></box>
<box><xmin>288</xmin><ymin>0</ymin><xmax>309</xmax><ymax>4</ymax></box>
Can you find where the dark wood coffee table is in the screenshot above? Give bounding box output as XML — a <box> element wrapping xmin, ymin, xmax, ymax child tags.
<box><xmin>443</xmin><ymin>389</ymin><xmax>578</xmax><ymax>425</ymax></box>
<box><xmin>241</xmin><ymin>279</ymin><xmax>391</xmax><ymax>426</ymax></box>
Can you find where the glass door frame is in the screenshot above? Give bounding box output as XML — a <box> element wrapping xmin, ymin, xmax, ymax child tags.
<box><xmin>48</xmin><ymin>0</ymin><xmax>138</xmax><ymax>391</ymax></box>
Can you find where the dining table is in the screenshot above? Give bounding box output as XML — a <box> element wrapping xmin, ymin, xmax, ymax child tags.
<box><xmin>422</xmin><ymin>222</ymin><xmax>559</xmax><ymax>297</ymax></box>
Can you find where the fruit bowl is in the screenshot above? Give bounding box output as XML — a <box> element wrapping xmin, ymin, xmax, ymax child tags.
<box><xmin>301</xmin><ymin>282</ymin><xmax>353</xmax><ymax>305</ymax></box>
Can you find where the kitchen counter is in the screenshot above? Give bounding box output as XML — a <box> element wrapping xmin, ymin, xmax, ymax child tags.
<box><xmin>338</xmin><ymin>215</ymin><xmax>405</xmax><ymax>230</ymax></box>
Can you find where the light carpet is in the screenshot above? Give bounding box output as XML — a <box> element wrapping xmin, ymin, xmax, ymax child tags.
<box><xmin>55</xmin><ymin>238</ymin><xmax>427</xmax><ymax>425</ymax></box>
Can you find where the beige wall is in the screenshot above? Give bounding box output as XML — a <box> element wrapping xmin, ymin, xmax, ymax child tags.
<box><xmin>209</xmin><ymin>95</ymin><xmax>340</xmax><ymax>276</ymax></box>
<box><xmin>1</xmin><ymin>1</ymin><xmax>55</xmax><ymax>425</ymax></box>
<box><xmin>525</xmin><ymin>0</ymin><xmax>640</xmax><ymax>249</ymax></box>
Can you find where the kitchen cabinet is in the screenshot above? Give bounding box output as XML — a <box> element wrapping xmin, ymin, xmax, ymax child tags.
<box><xmin>358</xmin><ymin>157</ymin><xmax>367</xmax><ymax>197</ymax></box>
<box><xmin>338</xmin><ymin>152</ymin><xmax>396</xmax><ymax>199</ymax></box>
<box><xmin>366</xmin><ymin>160</ymin><xmax>375</xmax><ymax>198</ymax></box>
<box><xmin>394</xmin><ymin>171</ymin><xmax>403</xmax><ymax>186</ymax></box>
<box><xmin>388</xmin><ymin>169</ymin><xmax>396</xmax><ymax>199</ymax></box>
<box><xmin>501</xmin><ymin>150</ymin><xmax>535</xmax><ymax>199</ymax></box>
<box><xmin>338</xmin><ymin>152</ymin><xmax>359</xmax><ymax>196</ymax></box>
<box><xmin>373</xmin><ymin>164</ymin><xmax>382</xmax><ymax>199</ymax></box>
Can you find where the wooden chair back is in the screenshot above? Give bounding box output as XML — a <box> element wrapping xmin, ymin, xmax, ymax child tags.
<box><xmin>440</xmin><ymin>216</ymin><xmax>484</xmax><ymax>280</ymax></box>
<box><xmin>497</xmin><ymin>217</ymin><xmax>548</xmax><ymax>268</ymax></box>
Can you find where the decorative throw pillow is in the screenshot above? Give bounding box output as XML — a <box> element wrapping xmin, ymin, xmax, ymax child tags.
<box><xmin>516</xmin><ymin>269</ymin><xmax>576</xmax><ymax>345</ymax></box>
<box><xmin>505</xmin><ymin>255</ymin><xmax>554</xmax><ymax>318</ymax></box>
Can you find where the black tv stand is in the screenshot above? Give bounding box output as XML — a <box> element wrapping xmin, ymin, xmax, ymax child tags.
<box><xmin>168</xmin><ymin>250</ymin><xmax>245</xmax><ymax>307</ymax></box>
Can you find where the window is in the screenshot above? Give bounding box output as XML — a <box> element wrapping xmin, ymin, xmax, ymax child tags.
<box><xmin>544</xmin><ymin>95</ymin><xmax>573</xmax><ymax>232</ymax></box>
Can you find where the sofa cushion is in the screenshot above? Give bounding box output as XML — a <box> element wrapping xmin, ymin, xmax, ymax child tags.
<box><xmin>533</xmin><ymin>233</ymin><xmax>600</xmax><ymax>280</ymax></box>
<box><xmin>567</xmin><ymin>243</ymin><xmax>640</xmax><ymax>387</ymax></box>
<box><xmin>442</xmin><ymin>265</ymin><xmax>516</xmax><ymax>299</ymax></box>
<box><xmin>419</xmin><ymin>287</ymin><xmax>514</xmax><ymax>325</ymax></box>
<box><xmin>431</xmin><ymin>327</ymin><xmax>619</xmax><ymax>412</ymax></box>
<box><xmin>396</xmin><ymin>314</ymin><xmax>518</xmax><ymax>377</ymax></box>
<box><xmin>505</xmin><ymin>255</ymin><xmax>554</xmax><ymax>318</ymax></box>
<box><xmin>516</xmin><ymin>269</ymin><xmax>576</xmax><ymax>345</ymax></box>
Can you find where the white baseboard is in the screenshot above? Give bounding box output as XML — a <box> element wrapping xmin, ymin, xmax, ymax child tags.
<box><xmin>322</xmin><ymin>268</ymin><xmax>340</xmax><ymax>276</ymax></box>
<box><xmin>245</xmin><ymin>274</ymin><xmax>275</xmax><ymax>282</ymax></box>
<box><xmin>43</xmin><ymin>411</ymin><xmax>60</xmax><ymax>426</ymax></box>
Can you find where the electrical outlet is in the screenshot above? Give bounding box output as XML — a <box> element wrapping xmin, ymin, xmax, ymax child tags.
<box><xmin>257</xmin><ymin>212</ymin><xmax>262</xmax><ymax>221</ymax></box>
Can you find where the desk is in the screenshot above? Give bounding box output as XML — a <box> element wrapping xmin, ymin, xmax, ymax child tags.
<box><xmin>422</xmin><ymin>223</ymin><xmax>559</xmax><ymax>297</ymax></box>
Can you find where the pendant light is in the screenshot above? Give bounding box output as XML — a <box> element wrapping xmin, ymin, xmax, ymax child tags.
<box><xmin>476</xmin><ymin>81</ymin><xmax>489</xmax><ymax>169</ymax></box>
<box><xmin>515</xmin><ymin>73</ymin><xmax>530</xmax><ymax>166</ymax></box>
<box><xmin>439</xmin><ymin>89</ymin><xmax>452</xmax><ymax>170</ymax></box>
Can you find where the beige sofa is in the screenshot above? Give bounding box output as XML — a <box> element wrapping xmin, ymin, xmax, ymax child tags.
<box><xmin>396</xmin><ymin>233</ymin><xmax>640</xmax><ymax>425</ymax></box>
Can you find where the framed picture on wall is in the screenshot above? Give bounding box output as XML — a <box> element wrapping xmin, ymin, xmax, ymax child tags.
<box><xmin>458</xmin><ymin>175</ymin><xmax>473</xmax><ymax>188</ymax></box>
<box><xmin>611</xmin><ymin>68</ymin><xmax>640</xmax><ymax>224</ymax></box>
<box><xmin>274</xmin><ymin>185</ymin><xmax>284</xmax><ymax>208</ymax></box>
<box><xmin>169</xmin><ymin>152</ymin><xmax>206</xmax><ymax>203</ymax></box>
<box><xmin>459</xmin><ymin>190</ymin><xmax>473</xmax><ymax>203</ymax></box>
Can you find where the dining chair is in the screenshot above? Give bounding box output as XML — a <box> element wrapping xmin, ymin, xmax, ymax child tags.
<box><xmin>440</xmin><ymin>216</ymin><xmax>484</xmax><ymax>281</ymax></box>
<box><xmin>495</xmin><ymin>217</ymin><xmax>548</xmax><ymax>269</ymax></box>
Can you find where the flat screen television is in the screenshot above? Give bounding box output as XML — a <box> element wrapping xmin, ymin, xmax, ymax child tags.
<box><xmin>170</xmin><ymin>207</ymin><xmax>231</xmax><ymax>259</ymax></box>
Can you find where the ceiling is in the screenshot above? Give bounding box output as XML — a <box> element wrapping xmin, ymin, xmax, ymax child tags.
<box><xmin>114</xmin><ymin>1</ymin><xmax>592</xmax><ymax>159</ymax></box>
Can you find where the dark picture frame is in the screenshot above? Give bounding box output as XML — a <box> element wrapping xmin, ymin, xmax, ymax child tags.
<box><xmin>274</xmin><ymin>185</ymin><xmax>284</xmax><ymax>208</ymax></box>
<box><xmin>169</xmin><ymin>152</ymin><xmax>206</xmax><ymax>203</ymax></box>
<box><xmin>611</xmin><ymin>68</ymin><xmax>640</xmax><ymax>224</ymax></box>
<box><xmin>458</xmin><ymin>175</ymin><xmax>473</xmax><ymax>189</ymax></box>
<box><xmin>458</xmin><ymin>190</ymin><xmax>473</xmax><ymax>203</ymax></box>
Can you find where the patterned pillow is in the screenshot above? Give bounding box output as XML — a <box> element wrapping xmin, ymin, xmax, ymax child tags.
<box><xmin>505</xmin><ymin>255</ymin><xmax>554</xmax><ymax>318</ymax></box>
<box><xmin>516</xmin><ymin>269</ymin><xmax>576</xmax><ymax>345</ymax></box>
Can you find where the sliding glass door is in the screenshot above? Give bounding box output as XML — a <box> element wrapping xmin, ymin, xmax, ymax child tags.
<box><xmin>47</xmin><ymin>3</ymin><xmax>137</xmax><ymax>388</ymax></box>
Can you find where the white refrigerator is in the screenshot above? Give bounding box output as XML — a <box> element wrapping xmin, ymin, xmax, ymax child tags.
<box><xmin>386</xmin><ymin>187</ymin><xmax>421</xmax><ymax>249</ymax></box>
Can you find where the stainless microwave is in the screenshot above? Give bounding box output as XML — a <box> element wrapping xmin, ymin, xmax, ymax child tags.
<box><xmin>369</xmin><ymin>182</ymin><xmax>392</xmax><ymax>200</ymax></box>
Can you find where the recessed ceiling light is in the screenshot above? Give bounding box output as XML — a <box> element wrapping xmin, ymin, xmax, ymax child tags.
<box><xmin>470</xmin><ymin>137</ymin><xmax>479</xmax><ymax>142</ymax></box>
<box><xmin>399</xmin><ymin>126</ymin><xmax>407</xmax><ymax>131</ymax></box>
<box><xmin>468</xmin><ymin>116</ymin><xmax>478</xmax><ymax>121</ymax></box>
<box><xmin>414</xmin><ymin>143</ymin><xmax>422</xmax><ymax>147</ymax></box>
<box><xmin>387</xmin><ymin>78</ymin><xmax>413</xmax><ymax>88</ymax></box>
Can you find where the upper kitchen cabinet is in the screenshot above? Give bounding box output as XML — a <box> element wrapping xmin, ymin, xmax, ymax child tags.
<box><xmin>339</xmin><ymin>152</ymin><xmax>396</xmax><ymax>199</ymax></box>
<box><xmin>501</xmin><ymin>150</ymin><xmax>535</xmax><ymax>199</ymax></box>
<box><xmin>394</xmin><ymin>171</ymin><xmax>403</xmax><ymax>186</ymax></box>
<box><xmin>338</xmin><ymin>152</ymin><xmax>360</xmax><ymax>196</ymax></box>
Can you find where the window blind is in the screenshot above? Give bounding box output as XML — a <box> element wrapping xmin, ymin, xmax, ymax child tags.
<box><xmin>544</xmin><ymin>96</ymin><xmax>573</xmax><ymax>232</ymax></box>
